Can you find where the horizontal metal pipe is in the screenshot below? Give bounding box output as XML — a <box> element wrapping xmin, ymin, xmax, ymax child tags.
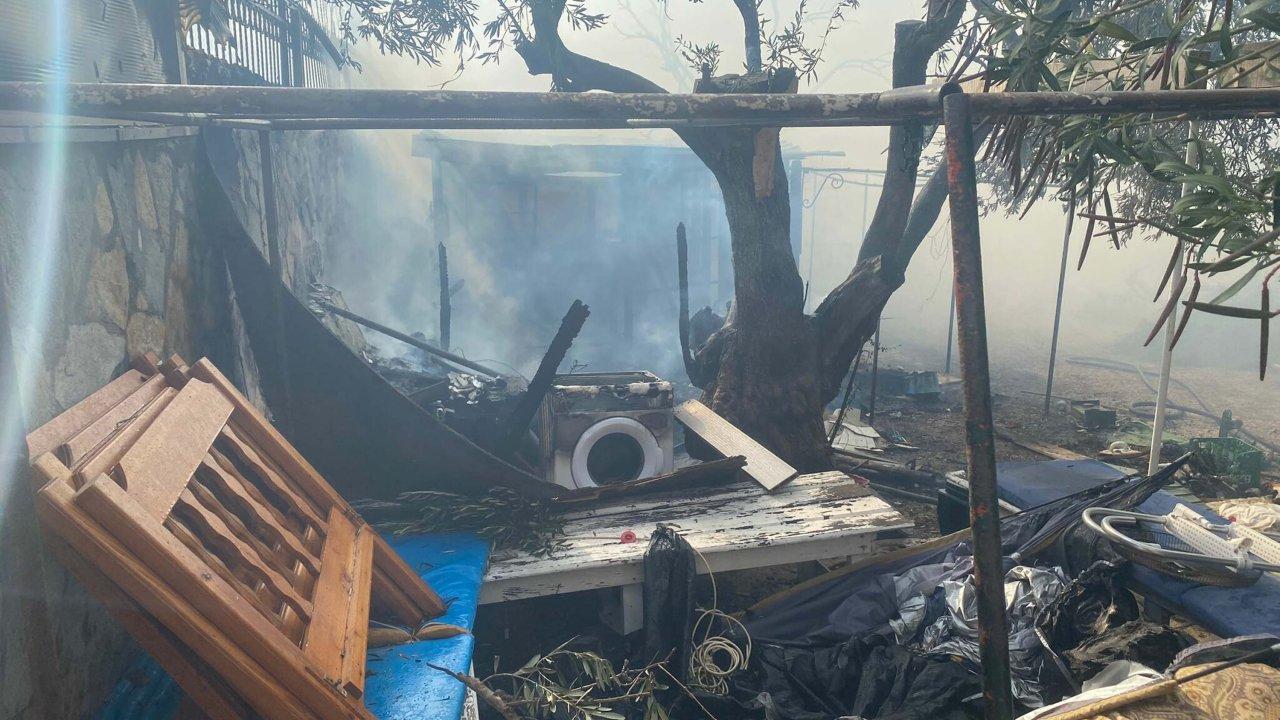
<box><xmin>5</xmin><ymin>82</ymin><xmax>1280</xmax><ymax>128</ymax></box>
<box><xmin>0</xmin><ymin>82</ymin><xmax>950</xmax><ymax>124</ymax></box>
<box><xmin>313</xmin><ymin>299</ymin><xmax>502</xmax><ymax>379</ymax></box>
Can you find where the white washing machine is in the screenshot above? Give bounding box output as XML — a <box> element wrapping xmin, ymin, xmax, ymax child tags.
<box><xmin>538</xmin><ymin>372</ymin><xmax>675</xmax><ymax>490</ymax></box>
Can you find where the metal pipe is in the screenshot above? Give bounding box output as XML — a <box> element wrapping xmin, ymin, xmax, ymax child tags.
<box><xmin>313</xmin><ymin>299</ymin><xmax>501</xmax><ymax>379</ymax></box>
<box><xmin>943</xmin><ymin>91</ymin><xmax>1014</xmax><ymax>720</ymax></box>
<box><xmin>1044</xmin><ymin>188</ymin><xmax>1076</xmax><ymax>414</ymax></box>
<box><xmin>7</xmin><ymin>83</ymin><xmax>1280</xmax><ymax>126</ymax></box>
<box><xmin>0</xmin><ymin>82</ymin><xmax>950</xmax><ymax>124</ymax></box>
<box><xmin>1148</xmin><ymin>121</ymin><xmax>1199</xmax><ymax>476</ymax></box>
<box><xmin>944</xmin><ymin>282</ymin><xmax>956</xmax><ymax>375</ymax></box>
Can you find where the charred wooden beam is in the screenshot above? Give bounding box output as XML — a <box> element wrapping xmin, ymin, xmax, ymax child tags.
<box><xmin>499</xmin><ymin>300</ymin><xmax>591</xmax><ymax>454</ymax></box>
<box><xmin>437</xmin><ymin>242</ymin><xmax>450</xmax><ymax>351</ymax></box>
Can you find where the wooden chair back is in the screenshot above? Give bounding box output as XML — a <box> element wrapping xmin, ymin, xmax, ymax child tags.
<box><xmin>29</xmin><ymin>354</ymin><xmax>445</xmax><ymax>720</ymax></box>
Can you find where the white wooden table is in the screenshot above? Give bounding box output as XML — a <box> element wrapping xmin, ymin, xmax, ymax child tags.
<box><xmin>479</xmin><ymin>471</ymin><xmax>911</xmax><ymax>633</ymax></box>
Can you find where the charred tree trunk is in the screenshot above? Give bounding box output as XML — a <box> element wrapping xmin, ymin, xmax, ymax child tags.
<box><xmin>697</xmin><ymin>124</ymin><xmax>831</xmax><ymax>471</ymax></box>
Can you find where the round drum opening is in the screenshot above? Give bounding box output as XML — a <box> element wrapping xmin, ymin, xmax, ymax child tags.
<box><xmin>586</xmin><ymin>432</ymin><xmax>645</xmax><ymax>484</ymax></box>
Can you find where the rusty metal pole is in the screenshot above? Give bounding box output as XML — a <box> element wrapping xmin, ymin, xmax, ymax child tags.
<box><xmin>943</xmin><ymin>91</ymin><xmax>1014</xmax><ymax>720</ymax></box>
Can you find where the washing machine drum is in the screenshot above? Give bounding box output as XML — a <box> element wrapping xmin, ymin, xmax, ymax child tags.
<box><xmin>570</xmin><ymin>416</ymin><xmax>664</xmax><ymax>488</ymax></box>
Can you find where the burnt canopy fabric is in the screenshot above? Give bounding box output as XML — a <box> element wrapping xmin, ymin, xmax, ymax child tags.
<box><xmin>198</xmin><ymin>130</ymin><xmax>555</xmax><ymax>501</ymax></box>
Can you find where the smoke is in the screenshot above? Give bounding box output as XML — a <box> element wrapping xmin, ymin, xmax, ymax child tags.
<box><xmin>315</xmin><ymin>2</ymin><xmax>1274</xmax><ymax>392</ymax></box>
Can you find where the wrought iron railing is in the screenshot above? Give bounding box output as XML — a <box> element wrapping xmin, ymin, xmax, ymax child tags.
<box><xmin>184</xmin><ymin>0</ymin><xmax>344</xmax><ymax>87</ymax></box>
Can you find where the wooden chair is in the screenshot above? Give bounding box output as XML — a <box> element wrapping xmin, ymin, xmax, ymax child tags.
<box><xmin>29</xmin><ymin>354</ymin><xmax>446</xmax><ymax>720</ymax></box>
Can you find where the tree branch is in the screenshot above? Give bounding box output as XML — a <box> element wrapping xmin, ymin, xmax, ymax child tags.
<box><xmin>514</xmin><ymin>0</ymin><xmax>726</xmax><ymax>163</ymax></box>
<box><xmin>813</xmin><ymin>0</ymin><xmax>965</xmax><ymax>397</ymax></box>
<box><xmin>733</xmin><ymin>0</ymin><xmax>763</xmax><ymax>73</ymax></box>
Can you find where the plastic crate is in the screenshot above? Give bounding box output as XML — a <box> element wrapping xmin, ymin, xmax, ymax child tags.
<box><xmin>1188</xmin><ymin>437</ymin><xmax>1265</xmax><ymax>490</ymax></box>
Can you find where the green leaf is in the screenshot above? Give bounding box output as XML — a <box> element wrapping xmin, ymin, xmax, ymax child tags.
<box><xmin>1095</xmin><ymin>20</ymin><xmax>1140</xmax><ymax>43</ymax></box>
<box><xmin>1211</xmin><ymin>263</ymin><xmax>1267</xmax><ymax>303</ymax></box>
<box><xmin>1177</xmin><ymin>173</ymin><xmax>1238</xmax><ymax>197</ymax></box>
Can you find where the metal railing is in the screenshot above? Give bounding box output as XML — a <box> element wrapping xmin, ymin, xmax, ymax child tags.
<box><xmin>184</xmin><ymin>0</ymin><xmax>344</xmax><ymax>87</ymax></box>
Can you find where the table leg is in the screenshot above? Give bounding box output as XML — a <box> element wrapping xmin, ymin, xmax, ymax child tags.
<box><xmin>621</xmin><ymin>583</ymin><xmax>644</xmax><ymax>635</ymax></box>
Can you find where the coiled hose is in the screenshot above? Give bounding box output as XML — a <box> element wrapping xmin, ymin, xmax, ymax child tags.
<box><xmin>1065</xmin><ymin>356</ymin><xmax>1280</xmax><ymax>455</ymax></box>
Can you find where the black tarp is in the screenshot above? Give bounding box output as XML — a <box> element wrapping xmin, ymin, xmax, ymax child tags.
<box><xmin>713</xmin><ymin>463</ymin><xmax>1187</xmax><ymax>720</ymax></box>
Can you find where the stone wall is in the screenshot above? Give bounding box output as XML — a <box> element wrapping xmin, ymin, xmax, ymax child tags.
<box><xmin>0</xmin><ymin>124</ymin><xmax>352</xmax><ymax>719</ymax></box>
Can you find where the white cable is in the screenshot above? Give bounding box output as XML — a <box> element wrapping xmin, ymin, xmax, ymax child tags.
<box><xmin>685</xmin><ymin>543</ymin><xmax>752</xmax><ymax>695</ymax></box>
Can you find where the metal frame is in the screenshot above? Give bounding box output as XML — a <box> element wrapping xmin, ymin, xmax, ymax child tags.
<box><xmin>8</xmin><ymin>79</ymin><xmax>1280</xmax><ymax>720</ymax></box>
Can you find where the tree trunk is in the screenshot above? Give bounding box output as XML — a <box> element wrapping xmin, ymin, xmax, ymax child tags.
<box><xmin>697</xmin><ymin>130</ymin><xmax>832</xmax><ymax>472</ymax></box>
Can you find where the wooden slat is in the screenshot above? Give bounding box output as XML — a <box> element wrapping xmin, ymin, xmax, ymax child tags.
<box><xmin>675</xmin><ymin>400</ymin><xmax>798</xmax><ymax>491</ymax></box>
<box><xmin>303</xmin><ymin>507</ymin><xmax>358</xmax><ymax>685</ymax></box>
<box><xmin>34</xmin><ymin>467</ymin><xmax>321</xmax><ymax>720</ymax></box>
<box><xmin>188</xmin><ymin>358</ymin><xmax>446</xmax><ymax>622</ymax></box>
<box><xmin>60</xmin><ymin>374</ymin><xmax>167</xmax><ymax>466</ymax></box>
<box><xmin>26</xmin><ymin>370</ymin><xmax>148</xmax><ymax>461</ymax></box>
<box><xmin>196</xmin><ymin>459</ymin><xmax>321</xmax><ymax>578</ymax></box>
<box><xmin>207</xmin><ymin>447</ymin><xmax>304</xmax><ymax>534</ymax></box>
<box><xmin>166</xmin><ymin>513</ymin><xmax>288</xmax><ymax>635</ymax></box>
<box><xmin>71</xmin><ymin>474</ymin><xmax>370</xmax><ymax>720</ymax></box>
<box><xmin>75</xmin><ymin>387</ymin><xmax>178</xmax><ymax>485</ymax></box>
<box><xmin>218</xmin><ymin>426</ymin><xmax>326</xmax><ymax>531</ymax></box>
<box><xmin>340</xmin><ymin>526</ymin><xmax>373</xmax><ymax>697</ymax></box>
<box><xmin>175</xmin><ymin>487</ymin><xmax>314</xmax><ymax>621</ymax></box>
<box><xmin>115</xmin><ymin>379</ymin><xmax>233</xmax><ymax>520</ymax></box>
<box><xmin>188</xmin><ymin>477</ymin><xmax>304</xmax><ymax>585</ymax></box>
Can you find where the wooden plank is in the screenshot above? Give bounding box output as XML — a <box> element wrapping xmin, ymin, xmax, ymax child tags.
<box><xmin>75</xmin><ymin>387</ymin><xmax>178</xmax><ymax>485</ymax></box>
<box><xmin>115</xmin><ymin>378</ymin><xmax>233</xmax><ymax>520</ymax></box>
<box><xmin>339</xmin><ymin>526</ymin><xmax>373</xmax><ymax>697</ymax></box>
<box><xmin>190</xmin><ymin>358</ymin><xmax>446</xmax><ymax>621</ymax></box>
<box><xmin>71</xmin><ymin>474</ymin><xmax>370</xmax><ymax>720</ymax></box>
<box><xmin>187</xmin><ymin>476</ymin><xmax>308</xmax><ymax>588</ymax></box>
<box><xmin>26</xmin><ymin>370</ymin><xmax>148</xmax><ymax>461</ymax></box>
<box><xmin>34</xmin><ymin>465</ymin><xmax>320</xmax><ymax>720</ymax></box>
<box><xmin>60</xmin><ymin>373</ymin><xmax>167</xmax><ymax>466</ymax></box>
<box><xmin>675</xmin><ymin>399</ymin><xmax>798</xmax><ymax>491</ymax></box>
<box><xmin>480</xmin><ymin>471</ymin><xmax>908</xmax><ymax>603</ymax></box>
<box><xmin>303</xmin><ymin>508</ymin><xmax>359</xmax><ymax>685</ymax></box>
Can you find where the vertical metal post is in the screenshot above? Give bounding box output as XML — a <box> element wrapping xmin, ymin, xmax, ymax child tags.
<box><xmin>1044</xmin><ymin>188</ymin><xmax>1076</xmax><ymax>413</ymax></box>
<box><xmin>438</xmin><ymin>242</ymin><xmax>451</xmax><ymax>351</ymax></box>
<box><xmin>1148</xmin><ymin>121</ymin><xmax>1199</xmax><ymax>476</ymax></box>
<box><xmin>289</xmin><ymin>11</ymin><xmax>306</xmax><ymax>88</ymax></box>
<box><xmin>276</xmin><ymin>0</ymin><xmax>292</xmax><ymax>87</ymax></box>
<box><xmin>944</xmin><ymin>282</ymin><xmax>955</xmax><ymax>375</ymax></box>
<box><xmin>943</xmin><ymin>91</ymin><xmax>1014</xmax><ymax>720</ymax></box>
